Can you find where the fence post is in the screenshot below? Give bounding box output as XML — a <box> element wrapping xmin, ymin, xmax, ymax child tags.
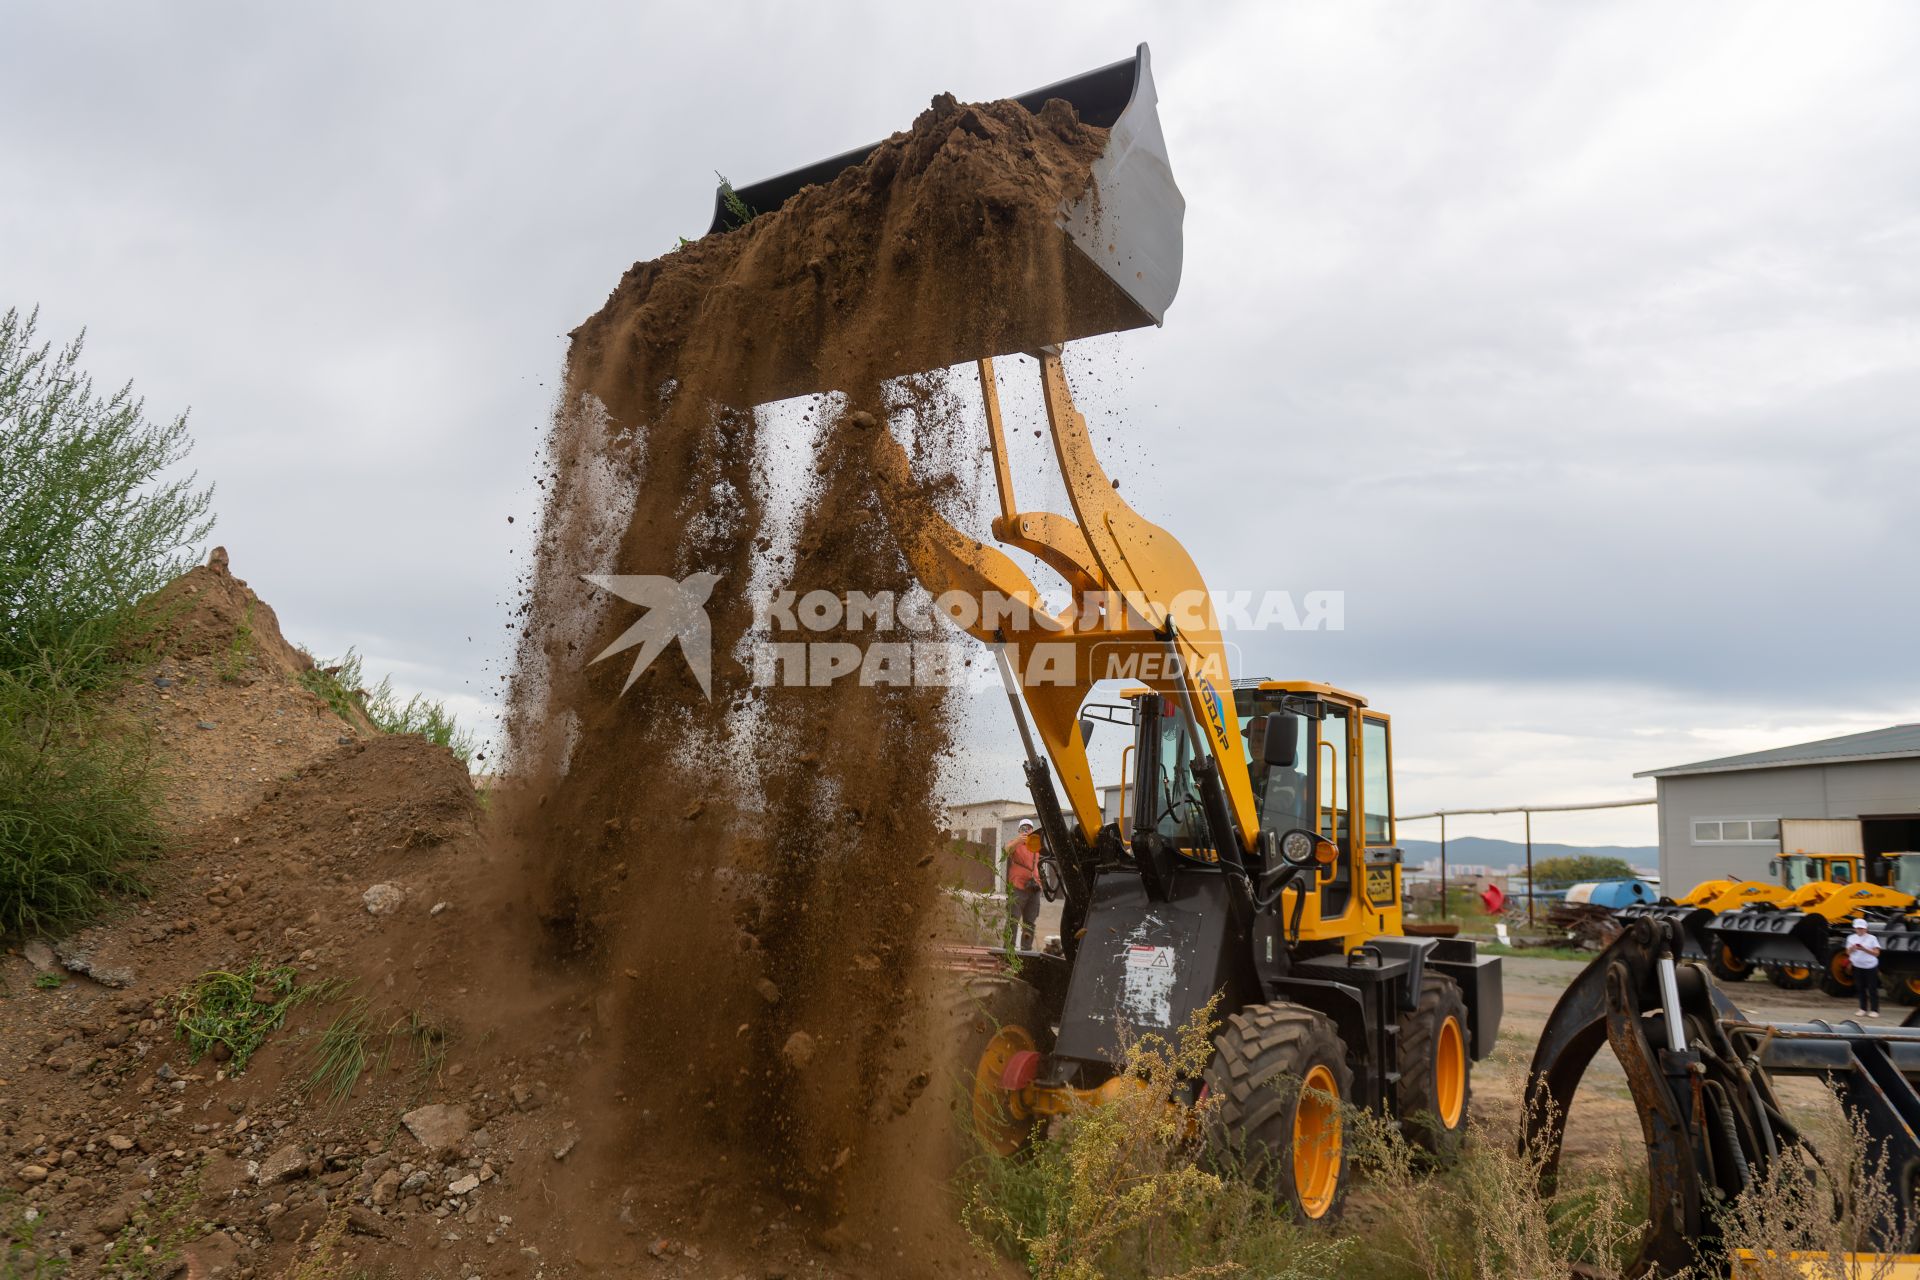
<box><xmin>1525</xmin><ymin>809</ymin><xmax>1535</xmax><ymax>927</ymax></box>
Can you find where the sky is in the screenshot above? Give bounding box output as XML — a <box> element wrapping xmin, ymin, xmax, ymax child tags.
<box><xmin>4</xmin><ymin>1</ymin><xmax>1916</xmax><ymax>847</ymax></box>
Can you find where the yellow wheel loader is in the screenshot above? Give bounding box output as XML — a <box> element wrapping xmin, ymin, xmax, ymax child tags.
<box><xmin>712</xmin><ymin>45</ymin><xmax>1500</xmax><ymax>1219</ymax></box>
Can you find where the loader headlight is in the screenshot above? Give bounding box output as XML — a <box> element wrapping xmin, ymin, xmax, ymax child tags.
<box><xmin>1282</xmin><ymin>830</ymin><xmax>1316</xmax><ymax>864</ymax></box>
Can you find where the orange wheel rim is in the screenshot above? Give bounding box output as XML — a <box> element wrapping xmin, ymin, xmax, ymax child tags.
<box><xmin>1720</xmin><ymin>946</ymin><xmax>1745</xmax><ymax>971</ymax></box>
<box><xmin>1832</xmin><ymin>954</ymin><xmax>1852</xmax><ymax>982</ymax></box>
<box><xmin>971</xmin><ymin>1025</ymin><xmax>1035</xmax><ymax>1156</ymax></box>
<box><xmin>1781</xmin><ymin>965</ymin><xmax>1810</xmax><ymax>980</ymax></box>
<box><xmin>1435</xmin><ymin>1017</ymin><xmax>1467</xmax><ymax>1130</ymax></box>
<box><xmin>1908</xmin><ymin>978</ymin><xmax>1920</xmax><ymax>996</ymax></box>
<box><xmin>1293</xmin><ymin>1064</ymin><xmax>1342</xmax><ymax>1219</ymax></box>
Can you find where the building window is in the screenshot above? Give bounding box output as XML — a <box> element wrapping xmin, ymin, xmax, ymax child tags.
<box><xmin>1693</xmin><ymin>818</ymin><xmax>1780</xmax><ymax>844</ymax></box>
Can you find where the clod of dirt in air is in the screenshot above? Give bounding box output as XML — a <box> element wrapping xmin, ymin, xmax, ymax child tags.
<box><xmin>781</xmin><ymin>1030</ymin><xmax>819</xmax><ymax>1071</ymax></box>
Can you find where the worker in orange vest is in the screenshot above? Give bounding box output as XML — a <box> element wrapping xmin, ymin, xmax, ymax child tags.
<box><xmin>1005</xmin><ymin>819</ymin><xmax>1042</xmax><ymax>950</ymax></box>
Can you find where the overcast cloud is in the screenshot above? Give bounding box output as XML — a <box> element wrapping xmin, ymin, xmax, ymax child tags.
<box><xmin>4</xmin><ymin>1</ymin><xmax>1916</xmax><ymax>846</ymax></box>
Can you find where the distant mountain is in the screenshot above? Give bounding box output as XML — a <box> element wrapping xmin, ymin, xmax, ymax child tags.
<box><xmin>1397</xmin><ymin>835</ymin><xmax>1657</xmax><ymax>875</ymax></box>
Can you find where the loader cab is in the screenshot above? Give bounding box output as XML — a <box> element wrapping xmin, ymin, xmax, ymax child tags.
<box><xmin>1772</xmin><ymin>852</ymin><xmax>1860</xmax><ymax>890</ymax></box>
<box><xmin>1128</xmin><ymin>680</ymin><xmax>1403</xmax><ymax>947</ymax></box>
<box><xmin>1873</xmin><ymin>852</ymin><xmax>1920</xmax><ymax>897</ymax></box>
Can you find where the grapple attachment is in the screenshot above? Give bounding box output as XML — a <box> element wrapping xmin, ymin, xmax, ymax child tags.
<box><xmin>1710</xmin><ymin>903</ymin><xmax>1829</xmax><ymax>969</ymax></box>
<box><xmin>1615</xmin><ymin>902</ymin><xmax>1714</xmax><ymax>961</ymax></box>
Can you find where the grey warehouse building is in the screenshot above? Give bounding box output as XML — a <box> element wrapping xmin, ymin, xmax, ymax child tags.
<box><xmin>1638</xmin><ymin>724</ymin><xmax>1920</xmax><ymax>892</ymax></box>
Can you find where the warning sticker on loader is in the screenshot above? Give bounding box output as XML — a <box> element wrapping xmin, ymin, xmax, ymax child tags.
<box><xmin>1120</xmin><ymin>943</ymin><xmax>1176</xmax><ymax>1028</ymax></box>
<box><xmin>1366</xmin><ymin>864</ymin><xmax>1396</xmax><ymax>906</ymax></box>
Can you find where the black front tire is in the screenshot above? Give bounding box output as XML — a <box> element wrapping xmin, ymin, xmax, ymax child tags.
<box><xmin>1818</xmin><ymin>949</ymin><xmax>1856</xmax><ymax>999</ymax></box>
<box><xmin>1203</xmin><ymin>1002</ymin><xmax>1352</xmax><ymax>1222</ymax></box>
<box><xmin>947</xmin><ymin>973</ymin><xmax>1051</xmax><ymax>1162</ymax></box>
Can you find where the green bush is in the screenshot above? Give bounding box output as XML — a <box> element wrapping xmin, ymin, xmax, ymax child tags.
<box><xmin>0</xmin><ymin>656</ymin><xmax>165</xmax><ymax>937</ymax></box>
<box><xmin>0</xmin><ymin>306</ymin><xmax>213</xmax><ymax>682</ymax></box>
<box><xmin>367</xmin><ymin>676</ymin><xmax>477</xmax><ymax>764</ymax></box>
<box><xmin>0</xmin><ymin>304</ymin><xmax>212</xmax><ymax>939</ymax></box>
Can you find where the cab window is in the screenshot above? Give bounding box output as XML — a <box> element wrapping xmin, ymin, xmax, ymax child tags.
<box><xmin>1319</xmin><ymin>707</ymin><xmax>1350</xmax><ymax>845</ymax></box>
<box><xmin>1244</xmin><ymin>706</ymin><xmax>1311</xmax><ymax>834</ymax></box>
<box><xmin>1361</xmin><ymin>718</ymin><xmax>1392</xmax><ymax>845</ymax></box>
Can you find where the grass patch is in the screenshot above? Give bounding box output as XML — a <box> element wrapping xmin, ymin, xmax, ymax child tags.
<box><xmin>100</xmin><ymin>1164</ymin><xmax>206</xmax><ymax>1278</ymax></box>
<box><xmin>308</xmin><ymin>997</ymin><xmax>377</xmax><ymax>1103</ymax></box>
<box><xmin>2</xmin><ymin>1190</ymin><xmax>67</xmax><ymax>1279</ymax></box>
<box><xmin>716</xmin><ymin>172</ymin><xmax>756</xmax><ymax>229</ymax></box>
<box><xmin>172</xmin><ymin>959</ymin><xmax>336</xmax><ymax>1072</ymax></box>
<box><xmin>297</xmin><ymin>646</ymin><xmax>477</xmax><ymax>765</ymax></box>
<box><xmin>1476</xmin><ymin>942</ymin><xmax>1596</xmax><ymax>963</ymax></box>
<box><xmin>31</xmin><ymin>973</ymin><xmax>60</xmax><ymax>991</ymax></box>
<box><xmin>306</xmin><ymin>997</ymin><xmax>450</xmax><ymax>1106</ymax></box>
<box><xmin>297</xmin><ymin>649</ymin><xmax>365</xmax><ymax>723</ymax></box>
<box><xmin>269</xmin><ymin>1209</ymin><xmax>352</xmax><ymax>1278</ymax></box>
<box><xmin>365</xmin><ymin>677</ymin><xmax>476</xmax><ymax>764</ymax></box>
<box><xmin>0</xmin><ymin>656</ymin><xmax>166</xmax><ymax>939</ymax></box>
<box><xmin>219</xmin><ymin>600</ymin><xmax>254</xmax><ymax>683</ymax></box>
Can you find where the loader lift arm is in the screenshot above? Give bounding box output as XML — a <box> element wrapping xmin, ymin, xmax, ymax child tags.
<box><xmin>869</xmin><ymin>350</ymin><xmax>1260</xmax><ymax>896</ymax></box>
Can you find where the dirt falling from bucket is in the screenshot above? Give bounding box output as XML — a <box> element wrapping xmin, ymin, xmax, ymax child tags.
<box><xmin>499</xmin><ymin>90</ymin><xmax>1121</xmax><ymax>1241</ymax></box>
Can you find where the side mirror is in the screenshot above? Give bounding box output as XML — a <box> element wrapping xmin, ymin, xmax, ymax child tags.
<box><xmin>1078</xmin><ymin>717</ymin><xmax>1096</xmax><ymax>746</ymax></box>
<box><xmin>1261</xmin><ymin>713</ymin><xmax>1300</xmax><ymax>769</ymax></box>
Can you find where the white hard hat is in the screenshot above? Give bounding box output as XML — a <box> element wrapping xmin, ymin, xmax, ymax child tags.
<box><xmin>1854</xmin><ymin>917</ymin><xmax>1870</xmax><ymax>929</ymax></box>
<box><xmin>1018</xmin><ymin>819</ymin><xmax>1035</xmax><ymax>831</ymax></box>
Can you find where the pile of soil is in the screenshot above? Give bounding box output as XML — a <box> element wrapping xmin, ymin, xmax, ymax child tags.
<box><xmin>108</xmin><ymin>549</ymin><xmax>376</xmax><ymax>832</ymax></box>
<box><xmin>502</xmin><ymin>88</ymin><xmax>1124</xmax><ymax>1259</ymax></box>
<box><xmin>10</xmin><ymin>562</ymin><xmax>990</xmax><ymax>1280</ymax></box>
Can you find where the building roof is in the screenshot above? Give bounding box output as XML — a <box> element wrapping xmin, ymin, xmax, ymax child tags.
<box><xmin>1636</xmin><ymin>723</ymin><xmax>1920</xmax><ymax>780</ymax></box>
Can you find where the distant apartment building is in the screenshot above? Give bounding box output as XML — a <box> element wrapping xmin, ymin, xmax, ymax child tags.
<box><xmin>1638</xmin><ymin>724</ymin><xmax>1920</xmax><ymax>890</ymax></box>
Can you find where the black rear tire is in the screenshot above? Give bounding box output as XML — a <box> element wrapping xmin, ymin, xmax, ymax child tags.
<box><xmin>1766</xmin><ymin>963</ymin><xmax>1817</xmax><ymax>991</ymax></box>
<box><xmin>1397</xmin><ymin>974</ymin><xmax>1471</xmax><ymax>1155</ymax></box>
<box><xmin>1203</xmin><ymin>1002</ymin><xmax>1352</xmax><ymax>1222</ymax></box>
<box><xmin>1706</xmin><ymin>943</ymin><xmax>1752</xmax><ymax>983</ymax></box>
<box><xmin>1889</xmin><ymin>974</ymin><xmax>1920</xmax><ymax>1007</ymax></box>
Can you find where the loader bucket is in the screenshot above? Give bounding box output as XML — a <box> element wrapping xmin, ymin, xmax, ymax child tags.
<box><xmin>1711</xmin><ymin>905</ymin><xmax>1829</xmax><ymax>969</ymax></box>
<box><xmin>1615</xmin><ymin>902</ymin><xmax>1714</xmax><ymax>961</ymax></box>
<box><xmin>1876</xmin><ymin>921</ymin><xmax>1920</xmax><ymax>978</ymax></box>
<box><xmin>703</xmin><ymin>44</ymin><xmax>1183</xmax><ymax>391</ymax></box>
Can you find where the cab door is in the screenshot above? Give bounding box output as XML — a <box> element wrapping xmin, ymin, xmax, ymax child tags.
<box><xmin>1315</xmin><ymin>705</ymin><xmax>1355</xmax><ymax>919</ymax></box>
<box><xmin>1360</xmin><ymin>715</ymin><xmax>1403</xmax><ymax>933</ymax></box>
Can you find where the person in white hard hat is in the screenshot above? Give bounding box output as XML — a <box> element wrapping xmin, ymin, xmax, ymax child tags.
<box><xmin>1004</xmin><ymin>819</ymin><xmax>1042</xmax><ymax>950</ymax></box>
<box><xmin>1847</xmin><ymin>917</ymin><xmax>1882</xmax><ymax>1018</ymax></box>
